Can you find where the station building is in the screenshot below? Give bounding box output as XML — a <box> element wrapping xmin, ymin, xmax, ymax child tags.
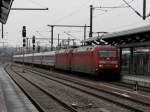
<box><xmin>102</xmin><ymin>25</ymin><xmax>150</xmax><ymax>76</ymax></box>
<box><xmin>84</xmin><ymin>25</ymin><xmax>150</xmax><ymax>76</ymax></box>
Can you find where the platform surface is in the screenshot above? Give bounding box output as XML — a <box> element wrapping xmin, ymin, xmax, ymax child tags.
<box><xmin>122</xmin><ymin>74</ymin><xmax>150</xmax><ymax>87</ymax></box>
<box><xmin>0</xmin><ymin>64</ymin><xmax>38</xmax><ymax>112</ymax></box>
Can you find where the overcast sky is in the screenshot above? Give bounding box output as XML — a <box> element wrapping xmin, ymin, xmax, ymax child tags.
<box><xmin>1</xmin><ymin>0</ymin><xmax>150</xmax><ymax>47</ymax></box>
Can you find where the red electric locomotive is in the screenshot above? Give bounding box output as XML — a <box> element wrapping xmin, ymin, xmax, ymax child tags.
<box><xmin>55</xmin><ymin>45</ymin><xmax>120</xmax><ymax>78</ymax></box>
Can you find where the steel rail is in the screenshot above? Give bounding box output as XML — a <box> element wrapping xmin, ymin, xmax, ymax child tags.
<box><xmin>4</xmin><ymin>64</ymin><xmax>46</xmax><ymax>112</ymax></box>
<box><xmin>23</xmin><ymin>66</ymin><xmax>149</xmax><ymax>112</ymax></box>
<box><xmin>25</xmin><ymin>66</ymin><xmax>150</xmax><ymax>105</ymax></box>
<box><xmin>5</xmin><ymin>65</ymin><xmax>78</xmax><ymax>112</ymax></box>
<box><xmin>110</xmin><ymin>82</ymin><xmax>150</xmax><ymax>93</ymax></box>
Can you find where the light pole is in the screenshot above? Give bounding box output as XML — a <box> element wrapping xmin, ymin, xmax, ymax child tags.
<box><xmin>89</xmin><ymin>5</ymin><xmax>93</xmax><ymax>37</ymax></box>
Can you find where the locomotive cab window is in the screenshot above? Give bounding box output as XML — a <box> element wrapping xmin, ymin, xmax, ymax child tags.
<box><xmin>98</xmin><ymin>51</ymin><xmax>117</xmax><ymax>57</ymax></box>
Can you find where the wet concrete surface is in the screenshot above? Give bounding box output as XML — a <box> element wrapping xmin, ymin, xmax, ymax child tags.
<box><xmin>0</xmin><ymin>65</ymin><xmax>38</xmax><ymax>112</ymax></box>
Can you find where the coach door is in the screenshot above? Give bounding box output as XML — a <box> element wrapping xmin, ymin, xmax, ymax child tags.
<box><xmin>133</xmin><ymin>53</ymin><xmax>149</xmax><ymax>75</ymax></box>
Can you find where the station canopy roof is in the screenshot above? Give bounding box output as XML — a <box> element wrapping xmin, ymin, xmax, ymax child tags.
<box><xmin>102</xmin><ymin>25</ymin><xmax>150</xmax><ymax>48</ymax></box>
<box><xmin>0</xmin><ymin>0</ymin><xmax>14</xmax><ymax>24</ymax></box>
<box><xmin>84</xmin><ymin>25</ymin><xmax>150</xmax><ymax>48</ymax></box>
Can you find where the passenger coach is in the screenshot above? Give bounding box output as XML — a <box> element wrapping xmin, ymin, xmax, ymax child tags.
<box><xmin>13</xmin><ymin>51</ymin><xmax>55</xmax><ymax>67</ymax></box>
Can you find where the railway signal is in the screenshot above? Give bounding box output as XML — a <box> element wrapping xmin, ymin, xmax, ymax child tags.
<box><xmin>22</xmin><ymin>26</ymin><xmax>26</xmax><ymax>37</ymax></box>
<box><xmin>22</xmin><ymin>26</ymin><xmax>26</xmax><ymax>47</ymax></box>
<box><xmin>22</xmin><ymin>26</ymin><xmax>26</xmax><ymax>73</ymax></box>
<box><xmin>32</xmin><ymin>36</ymin><xmax>36</xmax><ymax>51</ymax></box>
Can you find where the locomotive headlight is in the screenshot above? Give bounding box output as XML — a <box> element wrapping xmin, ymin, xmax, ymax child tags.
<box><xmin>99</xmin><ymin>64</ymin><xmax>103</xmax><ymax>68</ymax></box>
<box><xmin>115</xmin><ymin>64</ymin><xmax>119</xmax><ymax>68</ymax></box>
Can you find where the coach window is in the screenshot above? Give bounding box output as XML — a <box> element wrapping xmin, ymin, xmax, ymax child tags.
<box><xmin>99</xmin><ymin>51</ymin><xmax>107</xmax><ymax>57</ymax></box>
<box><xmin>99</xmin><ymin>51</ymin><xmax>117</xmax><ymax>57</ymax></box>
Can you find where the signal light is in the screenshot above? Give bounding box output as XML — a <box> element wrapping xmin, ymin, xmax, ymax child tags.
<box><xmin>23</xmin><ymin>43</ymin><xmax>26</xmax><ymax>47</ymax></box>
<box><xmin>33</xmin><ymin>44</ymin><xmax>35</xmax><ymax>51</ymax></box>
<box><xmin>99</xmin><ymin>64</ymin><xmax>103</xmax><ymax>68</ymax></box>
<box><xmin>32</xmin><ymin>36</ymin><xmax>35</xmax><ymax>43</ymax></box>
<box><xmin>23</xmin><ymin>38</ymin><xmax>26</xmax><ymax>43</ymax></box>
<box><xmin>23</xmin><ymin>38</ymin><xmax>26</xmax><ymax>47</ymax></box>
<box><xmin>115</xmin><ymin>64</ymin><xmax>119</xmax><ymax>68</ymax></box>
<box><xmin>22</xmin><ymin>26</ymin><xmax>26</xmax><ymax>37</ymax></box>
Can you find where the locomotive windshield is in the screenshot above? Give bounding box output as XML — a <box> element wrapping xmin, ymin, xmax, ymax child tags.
<box><xmin>99</xmin><ymin>50</ymin><xmax>117</xmax><ymax>57</ymax></box>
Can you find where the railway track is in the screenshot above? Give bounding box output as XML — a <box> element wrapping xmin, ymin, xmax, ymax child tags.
<box><xmin>109</xmin><ymin>81</ymin><xmax>150</xmax><ymax>93</ymax></box>
<box><xmin>9</xmin><ymin>63</ymin><xmax>150</xmax><ymax>112</ymax></box>
<box><xmin>5</xmin><ymin>64</ymin><xmax>78</xmax><ymax>112</ymax></box>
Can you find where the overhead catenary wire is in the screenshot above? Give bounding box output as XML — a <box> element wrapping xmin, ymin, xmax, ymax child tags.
<box><xmin>25</xmin><ymin>0</ymin><xmax>47</xmax><ymax>8</ymax></box>
<box><xmin>64</xmin><ymin>31</ymin><xmax>81</xmax><ymax>40</ymax></box>
<box><xmin>95</xmin><ymin>0</ymin><xmax>135</xmax><ymax>9</ymax></box>
<box><xmin>57</xmin><ymin>30</ymin><xmax>84</xmax><ymax>40</ymax></box>
<box><xmin>103</xmin><ymin>18</ymin><xmax>150</xmax><ymax>32</ymax></box>
<box><xmin>98</xmin><ymin>0</ymin><xmax>102</xmax><ymax>7</ymax></box>
<box><xmin>122</xmin><ymin>0</ymin><xmax>142</xmax><ymax>18</ymax></box>
<box><xmin>53</xmin><ymin>0</ymin><xmax>93</xmax><ymax>23</ymax></box>
<box><xmin>79</xmin><ymin>0</ymin><xmax>145</xmax><ymax>35</ymax></box>
<box><xmin>146</xmin><ymin>13</ymin><xmax>150</xmax><ymax>18</ymax></box>
<box><xmin>78</xmin><ymin>0</ymin><xmax>135</xmax><ymax>24</ymax></box>
<box><xmin>56</xmin><ymin>30</ymin><xmax>87</xmax><ymax>42</ymax></box>
<box><xmin>54</xmin><ymin>7</ymin><xmax>89</xmax><ymax>24</ymax></box>
<box><xmin>65</xmin><ymin>30</ymin><xmax>85</xmax><ymax>33</ymax></box>
<box><xmin>93</xmin><ymin>0</ymin><xmax>136</xmax><ymax>20</ymax></box>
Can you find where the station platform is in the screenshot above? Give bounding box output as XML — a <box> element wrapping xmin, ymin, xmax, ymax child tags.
<box><xmin>0</xmin><ymin>64</ymin><xmax>38</xmax><ymax>112</ymax></box>
<box><xmin>122</xmin><ymin>74</ymin><xmax>150</xmax><ymax>87</ymax></box>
